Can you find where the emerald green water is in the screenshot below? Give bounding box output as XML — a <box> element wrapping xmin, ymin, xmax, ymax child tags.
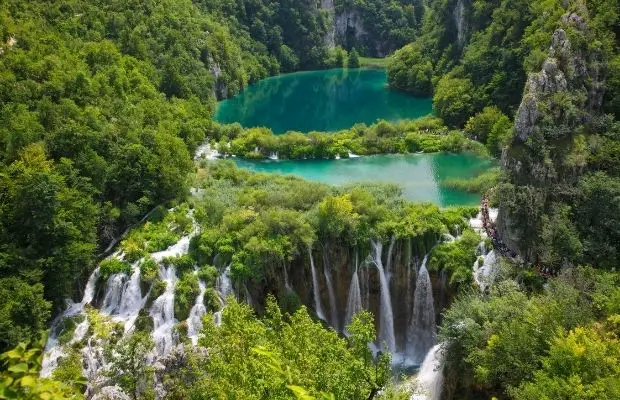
<box><xmin>234</xmin><ymin>153</ymin><xmax>491</xmax><ymax>206</ymax></box>
<box><xmin>216</xmin><ymin>68</ymin><xmax>433</xmax><ymax>133</ymax></box>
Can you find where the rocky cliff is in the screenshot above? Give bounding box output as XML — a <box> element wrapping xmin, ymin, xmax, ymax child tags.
<box><xmin>498</xmin><ymin>11</ymin><xmax>605</xmax><ymax>262</ymax></box>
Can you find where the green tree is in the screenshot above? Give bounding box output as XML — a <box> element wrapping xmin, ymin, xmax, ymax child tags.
<box><xmin>0</xmin><ymin>340</ymin><xmax>84</xmax><ymax>399</ymax></box>
<box><xmin>191</xmin><ymin>298</ymin><xmax>391</xmax><ymax>399</ymax></box>
<box><xmin>387</xmin><ymin>43</ymin><xmax>433</xmax><ymax>96</ymax></box>
<box><xmin>0</xmin><ymin>279</ymin><xmax>50</xmax><ymax>353</ymax></box>
<box><xmin>348</xmin><ymin>48</ymin><xmax>361</xmax><ymax>68</ymax></box>
<box><xmin>433</xmin><ymin>76</ymin><xmax>476</xmax><ymax>128</ymax></box>
<box><xmin>512</xmin><ymin>325</ymin><xmax>620</xmax><ymax>400</ymax></box>
<box><xmin>105</xmin><ymin>332</ymin><xmax>154</xmax><ymax>400</ymax></box>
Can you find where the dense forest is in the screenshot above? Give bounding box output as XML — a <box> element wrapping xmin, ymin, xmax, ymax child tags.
<box><xmin>1</xmin><ymin>0</ymin><xmax>619</xmax><ymax>399</ymax></box>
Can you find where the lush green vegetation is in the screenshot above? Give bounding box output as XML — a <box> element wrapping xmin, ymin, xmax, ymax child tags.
<box><xmin>2</xmin><ymin>0</ymin><xmax>620</xmax><ymax>399</ymax></box>
<box><xmin>0</xmin><ymin>340</ymin><xmax>83</xmax><ymax>399</ymax></box>
<box><xmin>181</xmin><ymin>299</ymin><xmax>393</xmax><ymax>399</ymax></box>
<box><xmin>0</xmin><ymin>0</ymin><xmax>359</xmax><ymax>352</ymax></box>
<box><xmin>441</xmin><ymin>267</ymin><xmax>620</xmax><ymax>399</ymax></box>
<box><xmin>387</xmin><ymin>0</ymin><xmax>620</xmax><ymax>125</ymax></box>
<box><xmin>358</xmin><ymin>57</ymin><xmax>390</xmax><ymax>69</ymax></box>
<box><xmin>206</xmin><ymin>117</ymin><xmax>489</xmax><ymax>160</ymax></box>
<box><xmin>334</xmin><ymin>0</ymin><xmax>422</xmax><ymax>56</ymax></box>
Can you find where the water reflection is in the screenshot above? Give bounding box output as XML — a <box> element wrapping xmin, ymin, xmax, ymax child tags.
<box><xmin>233</xmin><ymin>153</ymin><xmax>491</xmax><ymax>206</ymax></box>
<box><xmin>216</xmin><ymin>69</ymin><xmax>433</xmax><ymax>133</ymax></box>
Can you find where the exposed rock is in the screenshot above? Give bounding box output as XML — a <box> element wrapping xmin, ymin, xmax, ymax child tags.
<box><xmin>335</xmin><ymin>10</ymin><xmax>367</xmax><ymax>48</ymax></box>
<box><xmin>91</xmin><ymin>386</ymin><xmax>131</xmax><ymax>400</ymax></box>
<box><xmin>453</xmin><ymin>0</ymin><xmax>468</xmax><ymax>48</ymax></box>
<box><xmin>499</xmin><ymin>11</ymin><xmax>605</xmax><ymax>262</ymax></box>
<box><xmin>321</xmin><ymin>0</ymin><xmax>336</xmax><ymax>48</ymax></box>
<box><xmin>208</xmin><ymin>58</ymin><xmax>228</xmax><ymax>100</ymax></box>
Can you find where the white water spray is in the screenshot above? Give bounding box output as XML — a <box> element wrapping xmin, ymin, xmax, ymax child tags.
<box><xmin>187</xmin><ymin>273</ymin><xmax>207</xmax><ymax>346</ymax></box>
<box><xmin>410</xmin><ymin>345</ymin><xmax>444</xmax><ymax>400</ymax></box>
<box><xmin>323</xmin><ymin>265</ymin><xmax>339</xmax><ymax>330</ymax></box>
<box><xmin>407</xmin><ymin>255</ymin><xmax>436</xmax><ymax>363</ymax></box>
<box><xmin>308</xmin><ymin>246</ymin><xmax>326</xmax><ymax>321</ymax></box>
<box><xmin>371</xmin><ymin>239</ymin><xmax>395</xmax><ymax>353</ymax></box>
<box><xmin>150</xmin><ymin>265</ymin><xmax>177</xmax><ymax>355</ymax></box>
<box><xmin>40</xmin><ymin>267</ymin><xmax>100</xmax><ymax>377</ymax></box>
<box><xmin>344</xmin><ymin>265</ymin><xmax>362</xmax><ymax>334</ymax></box>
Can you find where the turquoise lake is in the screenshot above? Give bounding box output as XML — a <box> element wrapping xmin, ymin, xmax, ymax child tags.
<box><xmin>216</xmin><ymin>68</ymin><xmax>433</xmax><ymax>133</ymax></box>
<box><xmin>234</xmin><ymin>153</ymin><xmax>491</xmax><ymax>206</ymax></box>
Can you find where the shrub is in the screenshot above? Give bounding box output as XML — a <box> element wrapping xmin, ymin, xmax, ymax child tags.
<box><xmin>100</xmin><ymin>259</ymin><xmax>132</xmax><ymax>280</ymax></box>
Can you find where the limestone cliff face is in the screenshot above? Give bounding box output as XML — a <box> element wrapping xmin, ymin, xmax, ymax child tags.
<box><xmin>453</xmin><ymin>0</ymin><xmax>469</xmax><ymax>49</ymax></box>
<box><xmin>498</xmin><ymin>11</ymin><xmax>605</xmax><ymax>261</ymax></box>
<box><xmin>246</xmin><ymin>235</ymin><xmax>446</xmax><ymax>353</ymax></box>
<box><xmin>321</xmin><ymin>0</ymin><xmax>336</xmax><ymax>48</ymax></box>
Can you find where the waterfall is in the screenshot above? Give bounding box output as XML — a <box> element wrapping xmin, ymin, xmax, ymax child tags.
<box><xmin>151</xmin><ymin>235</ymin><xmax>191</xmax><ymax>262</ymax></box>
<box><xmin>283</xmin><ymin>264</ymin><xmax>292</xmax><ymax>292</ymax></box>
<box><xmin>115</xmin><ymin>266</ymin><xmax>144</xmax><ymax>333</ymax></box>
<box><xmin>41</xmin><ymin>267</ymin><xmax>100</xmax><ymax>377</ymax></box>
<box><xmin>101</xmin><ymin>273</ymin><xmax>127</xmax><ymax>315</ymax></box>
<box><xmin>371</xmin><ymin>239</ymin><xmax>395</xmax><ymax>353</ymax></box>
<box><xmin>407</xmin><ymin>255</ymin><xmax>436</xmax><ymax>363</ymax></box>
<box><xmin>71</xmin><ymin>316</ymin><xmax>89</xmax><ymax>344</ymax></box>
<box><xmin>82</xmin><ymin>337</ymin><xmax>105</xmax><ymax>382</ymax></box>
<box><xmin>344</xmin><ymin>265</ymin><xmax>362</xmax><ymax>333</ymax></box>
<box><xmin>386</xmin><ymin>236</ymin><xmax>396</xmax><ymax>281</ymax></box>
<box><xmin>150</xmin><ymin>264</ymin><xmax>177</xmax><ymax>355</ymax></box>
<box><xmin>308</xmin><ymin>246</ymin><xmax>326</xmax><ymax>321</ymax></box>
<box><xmin>410</xmin><ymin>345</ymin><xmax>444</xmax><ymax>400</ymax></box>
<box><xmin>453</xmin><ymin>0</ymin><xmax>467</xmax><ymax>47</ymax></box>
<box><xmin>216</xmin><ymin>264</ymin><xmax>233</xmax><ymax>300</ymax></box>
<box><xmin>473</xmin><ymin>250</ymin><xmax>498</xmax><ymax>291</ymax></box>
<box><xmin>81</xmin><ymin>268</ymin><xmax>101</xmax><ymax>306</ymax></box>
<box><xmin>187</xmin><ymin>274</ymin><xmax>207</xmax><ymax>346</ymax></box>
<box><xmin>244</xmin><ymin>284</ymin><xmax>254</xmax><ymax>306</ymax></box>
<box><xmin>213</xmin><ymin>311</ymin><xmax>222</xmax><ymax>327</ymax></box>
<box><xmin>323</xmin><ymin>265</ymin><xmax>339</xmax><ymax>330</ymax></box>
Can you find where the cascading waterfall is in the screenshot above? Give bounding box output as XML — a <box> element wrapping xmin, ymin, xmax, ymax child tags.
<box><xmin>410</xmin><ymin>344</ymin><xmax>444</xmax><ymax>400</ymax></box>
<box><xmin>41</xmin><ymin>267</ymin><xmax>100</xmax><ymax>377</ymax></box>
<box><xmin>323</xmin><ymin>265</ymin><xmax>339</xmax><ymax>330</ymax></box>
<box><xmin>344</xmin><ymin>265</ymin><xmax>362</xmax><ymax>334</ymax></box>
<box><xmin>363</xmin><ymin>263</ymin><xmax>370</xmax><ymax>310</ymax></box>
<box><xmin>150</xmin><ymin>264</ymin><xmax>178</xmax><ymax>355</ymax></box>
<box><xmin>115</xmin><ymin>265</ymin><xmax>145</xmax><ymax>333</ymax></box>
<box><xmin>385</xmin><ymin>236</ymin><xmax>396</xmax><ymax>281</ymax></box>
<box><xmin>101</xmin><ymin>273</ymin><xmax>127</xmax><ymax>315</ymax></box>
<box><xmin>187</xmin><ymin>273</ymin><xmax>207</xmax><ymax>346</ymax></box>
<box><xmin>72</xmin><ymin>317</ymin><xmax>89</xmax><ymax>344</ymax></box>
<box><xmin>216</xmin><ymin>264</ymin><xmax>233</xmax><ymax>300</ymax></box>
<box><xmin>244</xmin><ymin>284</ymin><xmax>254</xmax><ymax>306</ymax></box>
<box><xmin>82</xmin><ymin>336</ymin><xmax>104</xmax><ymax>382</ymax></box>
<box><xmin>371</xmin><ymin>239</ymin><xmax>396</xmax><ymax>353</ymax></box>
<box><xmin>149</xmin><ymin>234</ymin><xmax>192</xmax><ymax>354</ymax></box>
<box><xmin>473</xmin><ymin>250</ymin><xmax>497</xmax><ymax>291</ymax></box>
<box><xmin>407</xmin><ymin>255</ymin><xmax>436</xmax><ymax>364</ymax></box>
<box><xmin>308</xmin><ymin>246</ymin><xmax>326</xmax><ymax>321</ymax></box>
<box><xmin>283</xmin><ymin>264</ymin><xmax>292</xmax><ymax>292</ymax></box>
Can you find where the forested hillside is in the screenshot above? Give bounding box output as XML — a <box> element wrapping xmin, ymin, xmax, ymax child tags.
<box><xmin>1</xmin><ymin>0</ymin><xmax>619</xmax><ymax>399</ymax></box>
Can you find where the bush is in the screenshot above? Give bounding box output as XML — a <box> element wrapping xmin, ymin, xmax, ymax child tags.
<box><xmin>198</xmin><ymin>265</ymin><xmax>218</xmax><ymax>287</ymax></box>
<box><xmin>174</xmin><ymin>272</ymin><xmax>200</xmax><ymax>321</ymax></box>
<box><xmin>387</xmin><ymin>43</ymin><xmax>433</xmax><ymax>96</ymax></box>
<box><xmin>139</xmin><ymin>257</ymin><xmax>159</xmax><ymax>284</ymax></box>
<box><xmin>99</xmin><ymin>259</ymin><xmax>132</xmax><ymax>281</ymax></box>
<box><xmin>433</xmin><ymin>76</ymin><xmax>476</xmax><ymax>128</ymax></box>
<box><xmin>348</xmin><ymin>48</ymin><xmax>361</xmax><ymax>68</ymax></box>
<box><xmin>163</xmin><ymin>254</ymin><xmax>196</xmax><ymax>275</ymax></box>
